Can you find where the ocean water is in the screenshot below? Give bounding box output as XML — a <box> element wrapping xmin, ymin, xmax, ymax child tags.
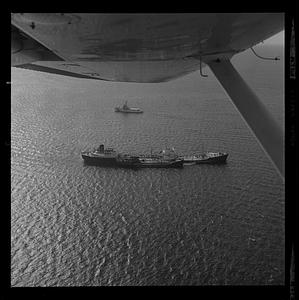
<box><xmin>11</xmin><ymin>44</ymin><xmax>285</xmax><ymax>286</ymax></box>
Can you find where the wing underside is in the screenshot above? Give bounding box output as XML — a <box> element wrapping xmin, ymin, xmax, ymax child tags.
<box><xmin>11</xmin><ymin>13</ymin><xmax>284</xmax><ymax>82</ymax></box>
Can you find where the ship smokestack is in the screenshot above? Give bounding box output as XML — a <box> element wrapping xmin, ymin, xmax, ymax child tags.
<box><xmin>99</xmin><ymin>144</ymin><xmax>104</xmax><ymax>153</ymax></box>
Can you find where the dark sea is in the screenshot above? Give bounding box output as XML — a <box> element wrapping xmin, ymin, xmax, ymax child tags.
<box><xmin>11</xmin><ymin>44</ymin><xmax>285</xmax><ymax>286</ymax></box>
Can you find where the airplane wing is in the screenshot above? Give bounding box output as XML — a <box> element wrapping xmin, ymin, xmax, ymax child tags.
<box><xmin>11</xmin><ymin>13</ymin><xmax>284</xmax><ymax>178</ymax></box>
<box><xmin>11</xmin><ymin>13</ymin><xmax>283</xmax><ymax>82</ymax></box>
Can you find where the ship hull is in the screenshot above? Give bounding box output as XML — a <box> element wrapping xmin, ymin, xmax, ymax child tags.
<box><xmin>82</xmin><ymin>147</ymin><xmax>227</xmax><ymax>168</ymax></box>
<box><xmin>138</xmin><ymin>160</ymin><xmax>184</xmax><ymax>168</ymax></box>
<box><xmin>115</xmin><ymin>109</ymin><xmax>143</xmax><ymax>113</ymax></box>
<box><xmin>196</xmin><ymin>154</ymin><xmax>228</xmax><ymax>164</ymax></box>
<box><xmin>81</xmin><ymin>153</ymin><xmax>117</xmax><ymax>166</ymax></box>
<box><xmin>82</xmin><ymin>154</ymin><xmax>183</xmax><ymax>168</ymax></box>
<box><xmin>181</xmin><ymin>153</ymin><xmax>228</xmax><ymax>164</ymax></box>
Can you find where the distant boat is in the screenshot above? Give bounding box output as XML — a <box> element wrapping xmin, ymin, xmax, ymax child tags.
<box><xmin>115</xmin><ymin>101</ymin><xmax>143</xmax><ymax>113</ymax></box>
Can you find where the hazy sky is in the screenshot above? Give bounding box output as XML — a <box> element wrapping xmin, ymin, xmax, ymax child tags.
<box><xmin>264</xmin><ymin>31</ymin><xmax>284</xmax><ymax>44</ymax></box>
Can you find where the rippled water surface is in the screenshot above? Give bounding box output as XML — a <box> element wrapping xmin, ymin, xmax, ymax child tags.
<box><xmin>11</xmin><ymin>45</ymin><xmax>285</xmax><ymax>286</ymax></box>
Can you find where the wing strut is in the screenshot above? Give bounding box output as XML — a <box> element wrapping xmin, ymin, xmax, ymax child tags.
<box><xmin>207</xmin><ymin>59</ymin><xmax>284</xmax><ymax>180</ymax></box>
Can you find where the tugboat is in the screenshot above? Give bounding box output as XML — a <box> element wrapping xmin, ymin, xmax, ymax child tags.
<box><xmin>180</xmin><ymin>152</ymin><xmax>228</xmax><ymax>164</ymax></box>
<box><xmin>115</xmin><ymin>101</ymin><xmax>143</xmax><ymax>113</ymax></box>
<box><xmin>81</xmin><ymin>144</ymin><xmax>118</xmax><ymax>166</ymax></box>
